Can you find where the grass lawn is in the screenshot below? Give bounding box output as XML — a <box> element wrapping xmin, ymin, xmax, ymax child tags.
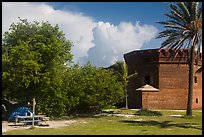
<box><xmin>4</xmin><ymin>109</ymin><xmax>202</xmax><ymax>135</ymax></box>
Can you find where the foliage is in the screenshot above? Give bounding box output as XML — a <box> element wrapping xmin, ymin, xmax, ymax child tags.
<box><xmin>135</xmin><ymin>109</ymin><xmax>162</xmax><ymax>116</ymax></box>
<box><xmin>2</xmin><ymin>18</ymin><xmax>73</xmax><ymax>117</ymax></box>
<box><xmin>156</xmin><ymin>2</ymin><xmax>202</xmax><ymax>116</ymax></box>
<box><xmin>195</xmin><ymin>66</ymin><xmax>202</xmax><ymax>73</ymax></box>
<box><xmin>102</xmin><ymin>108</ymin><xmax>137</xmax><ymax>114</ymax></box>
<box><xmin>108</xmin><ymin>61</ymin><xmax>137</xmax><ymax>108</ymax></box>
<box><xmin>2</xmin><ymin>19</ymin><xmax>125</xmax><ymax>117</ymax></box>
<box><xmin>29</xmin><ymin>126</ymin><xmax>36</xmax><ymax>130</ymax></box>
<box><xmin>156</xmin><ymin>2</ymin><xmax>202</xmax><ymax>55</ymax></box>
<box><xmin>61</xmin><ymin>63</ymin><xmax>125</xmax><ymax>114</ymax></box>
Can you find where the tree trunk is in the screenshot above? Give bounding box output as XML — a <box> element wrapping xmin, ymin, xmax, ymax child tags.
<box><xmin>125</xmin><ymin>91</ymin><xmax>128</xmax><ymax>109</ymax></box>
<box><xmin>186</xmin><ymin>45</ymin><xmax>195</xmax><ymax>116</ymax></box>
<box><xmin>124</xmin><ymin>80</ymin><xmax>128</xmax><ymax>109</ymax></box>
<box><xmin>32</xmin><ymin>97</ymin><xmax>36</xmax><ymax>126</ymax></box>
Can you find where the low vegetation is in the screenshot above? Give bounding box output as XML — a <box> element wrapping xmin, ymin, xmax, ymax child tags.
<box><xmin>135</xmin><ymin>109</ymin><xmax>162</xmax><ymax>116</ymax></box>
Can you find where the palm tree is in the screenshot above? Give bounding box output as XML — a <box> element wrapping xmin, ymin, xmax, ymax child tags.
<box><xmin>109</xmin><ymin>61</ymin><xmax>137</xmax><ymax>109</ymax></box>
<box><xmin>156</xmin><ymin>2</ymin><xmax>202</xmax><ymax>115</ymax></box>
<box><xmin>196</xmin><ymin>66</ymin><xmax>202</xmax><ymax>73</ymax></box>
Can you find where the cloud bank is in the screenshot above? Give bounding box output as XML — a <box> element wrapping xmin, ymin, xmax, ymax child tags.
<box><xmin>2</xmin><ymin>2</ymin><xmax>96</xmax><ymax>63</ymax></box>
<box><xmin>79</xmin><ymin>21</ymin><xmax>158</xmax><ymax>67</ymax></box>
<box><xmin>2</xmin><ymin>2</ymin><xmax>159</xmax><ymax>67</ymax></box>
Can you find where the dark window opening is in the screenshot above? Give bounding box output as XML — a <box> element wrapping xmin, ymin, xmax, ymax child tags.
<box><xmin>144</xmin><ymin>58</ymin><xmax>150</xmax><ymax>62</ymax></box>
<box><xmin>145</xmin><ymin>75</ymin><xmax>150</xmax><ymax>85</ymax></box>
<box><xmin>161</xmin><ymin>49</ymin><xmax>166</xmax><ymax>56</ymax></box>
<box><xmin>196</xmin><ymin>98</ymin><xmax>198</xmax><ymax>103</ymax></box>
<box><xmin>194</xmin><ymin>76</ymin><xmax>198</xmax><ymax>83</ymax></box>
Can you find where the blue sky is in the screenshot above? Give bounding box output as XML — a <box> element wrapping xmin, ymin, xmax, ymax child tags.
<box><xmin>3</xmin><ymin>2</ymin><xmax>172</xmax><ymax>67</ymax></box>
<box><xmin>48</xmin><ymin>2</ymin><xmax>169</xmax><ymax>29</ymax></box>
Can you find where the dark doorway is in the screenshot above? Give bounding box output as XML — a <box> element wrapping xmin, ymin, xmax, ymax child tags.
<box><xmin>134</xmin><ymin>91</ymin><xmax>142</xmax><ymax>109</ymax></box>
<box><xmin>145</xmin><ymin>75</ymin><xmax>150</xmax><ymax>84</ymax></box>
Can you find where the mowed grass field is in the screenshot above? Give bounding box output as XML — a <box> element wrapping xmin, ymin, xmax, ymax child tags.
<box><xmin>4</xmin><ymin>109</ymin><xmax>202</xmax><ymax>135</ymax></box>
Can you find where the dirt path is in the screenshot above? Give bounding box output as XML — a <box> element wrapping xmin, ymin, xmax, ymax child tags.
<box><xmin>2</xmin><ymin>120</ymin><xmax>77</xmax><ymax>133</ymax></box>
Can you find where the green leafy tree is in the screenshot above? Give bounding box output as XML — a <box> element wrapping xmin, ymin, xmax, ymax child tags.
<box><xmin>60</xmin><ymin>64</ymin><xmax>85</xmax><ymax>114</ymax></box>
<box><xmin>109</xmin><ymin>61</ymin><xmax>137</xmax><ymax>109</ymax></box>
<box><xmin>62</xmin><ymin>63</ymin><xmax>125</xmax><ymax>113</ymax></box>
<box><xmin>2</xmin><ymin>18</ymin><xmax>73</xmax><ymax>116</ymax></box>
<box><xmin>156</xmin><ymin>2</ymin><xmax>202</xmax><ymax>115</ymax></box>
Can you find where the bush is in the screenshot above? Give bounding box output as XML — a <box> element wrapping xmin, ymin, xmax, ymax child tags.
<box><xmin>135</xmin><ymin>109</ymin><xmax>162</xmax><ymax>116</ymax></box>
<box><xmin>61</xmin><ymin>63</ymin><xmax>125</xmax><ymax>114</ymax></box>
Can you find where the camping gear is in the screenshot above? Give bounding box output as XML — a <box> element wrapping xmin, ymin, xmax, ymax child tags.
<box><xmin>2</xmin><ymin>104</ymin><xmax>7</xmax><ymax>119</ymax></box>
<box><xmin>8</xmin><ymin>106</ymin><xmax>32</xmax><ymax>122</ymax></box>
<box><xmin>2</xmin><ymin>97</ymin><xmax>18</xmax><ymax>120</ymax></box>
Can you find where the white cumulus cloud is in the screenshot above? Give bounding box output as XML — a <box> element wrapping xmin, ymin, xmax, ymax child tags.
<box><xmin>2</xmin><ymin>2</ymin><xmax>159</xmax><ymax>67</ymax></box>
<box><xmin>79</xmin><ymin>21</ymin><xmax>158</xmax><ymax>67</ymax></box>
<box><xmin>2</xmin><ymin>2</ymin><xmax>96</xmax><ymax>63</ymax></box>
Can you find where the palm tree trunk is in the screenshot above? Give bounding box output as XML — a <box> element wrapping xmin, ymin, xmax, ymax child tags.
<box><xmin>186</xmin><ymin>45</ymin><xmax>195</xmax><ymax>116</ymax></box>
<box><xmin>125</xmin><ymin>91</ymin><xmax>128</xmax><ymax>109</ymax></box>
<box><xmin>124</xmin><ymin>81</ymin><xmax>128</xmax><ymax>109</ymax></box>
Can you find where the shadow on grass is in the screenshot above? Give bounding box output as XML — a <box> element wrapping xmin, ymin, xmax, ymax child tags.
<box><xmin>119</xmin><ymin>120</ymin><xmax>202</xmax><ymax>130</ymax></box>
<box><xmin>69</xmin><ymin>111</ymin><xmax>106</xmax><ymax>119</ymax></box>
<box><xmin>50</xmin><ymin>112</ymin><xmax>104</xmax><ymax>121</ymax></box>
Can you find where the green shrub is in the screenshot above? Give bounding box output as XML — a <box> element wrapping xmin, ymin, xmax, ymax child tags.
<box><xmin>135</xmin><ymin>109</ymin><xmax>162</xmax><ymax>116</ymax></box>
<box><xmin>62</xmin><ymin>63</ymin><xmax>125</xmax><ymax>114</ymax></box>
<box><xmin>29</xmin><ymin>126</ymin><xmax>36</xmax><ymax>130</ymax></box>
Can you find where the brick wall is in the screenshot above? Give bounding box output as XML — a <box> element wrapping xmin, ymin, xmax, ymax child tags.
<box><xmin>154</xmin><ymin>64</ymin><xmax>189</xmax><ymax>109</ymax></box>
<box><xmin>192</xmin><ymin>65</ymin><xmax>202</xmax><ymax>110</ymax></box>
<box><xmin>124</xmin><ymin>48</ymin><xmax>202</xmax><ymax>110</ymax></box>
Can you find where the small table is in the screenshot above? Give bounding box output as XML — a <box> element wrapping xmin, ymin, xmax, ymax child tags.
<box><xmin>15</xmin><ymin>115</ymin><xmax>46</xmax><ymax>126</ymax></box>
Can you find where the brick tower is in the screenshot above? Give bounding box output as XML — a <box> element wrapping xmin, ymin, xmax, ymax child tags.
<box><xmin>124</xmin><ymin>49</ymin><xmax>202</xmax><ymax>110</ymax></box>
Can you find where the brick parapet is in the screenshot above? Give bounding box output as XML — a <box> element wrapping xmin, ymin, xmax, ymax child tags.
<box><xmin>124</xmin><ymin>48</ymin><xmax>202</xmax><ymax>65</ymax></box>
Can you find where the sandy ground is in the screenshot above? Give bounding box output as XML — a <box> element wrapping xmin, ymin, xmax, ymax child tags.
<box><xmin>2</xmin><ymin>120</ymin><xmax>77</xmax><ymax>133</ymax></box>
<box><xmin>1</xmin><ymin>113</ymin><xmax>131</xmax><ymax>133</ymax></box>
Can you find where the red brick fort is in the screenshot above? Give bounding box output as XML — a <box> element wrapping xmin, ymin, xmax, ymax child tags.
<box><xmin>124</xmin><ymin>48</ymin><xmax>202</xmax><ymax>110</ymax></box>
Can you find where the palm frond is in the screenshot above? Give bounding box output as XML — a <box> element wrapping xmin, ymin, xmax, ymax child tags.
<box><xmin>170</xmin><ymin>37</ymin><xmax>189</xmax><ymax>59</ymax></box>
<box><xmin>177</xmin><ymin>2</ymin><xmax>191</xmax><ymax>21</ymax></box>
<box><xmin>170</xmin><ymin>4</ymin><xmax>183</xmax><ymax>17</ymax></box>
<box><xmin>170</xmin><ymin>38</ymin><xmax>187</xmax><ymax>51</ymax></box>
<box><xmin>157</xmin><ymin>20</ymin><xmax>184</xmax><ymax>28</ymax></box>
<box><xmin>170</xmin><ymin>8</ymin><xmax>187</xmax><ymax>24</ymax></box>
<box><xmin>164</xmin><ymin>24</ymin><xmax>189</xmax><ymax>30</ymax></box>
<box><xmin>164</xmin><ymin>14</ymin><xmax>187</xmax><ymax>25</ymax></box>
<box><xmin>196</xmin><ymin>44</ymin><xmax>201</xmax><ymax>65</ymax></box>
<box><xmin>195</xmin><ymin>66</ymin><xmax>202</xmax><ymax>73</ymax></box>
<box><xmin>127</xmin><ymin>71</ymin><xmax>137</xmax><ymax>79</ymax></box>
<box><xmin>157</xmin><ymin>2</ymin><xmax>202</xmax><ymax>68</ymax></box>
<box><xmin>161</xmin><ymin>34</ymin><xmax>184</xmax><ymax>47</ymax></box>
<box><xmin>198</xmin><ymin>8</ymin><xmax>202</xmax><ymax>19</ymax></box>
<box><xmin>168</xmin><ymin>20</ymin><xmax>185</xmax><ymax>27</ymax></box>
<box><xmin>188</xmin><ymin>2</ymin><xmax>199</xmax><ymax>20</ymax></box>
<box><xmin>157</xmin><ymin>29</ymin><xmax>181</xmax><ymax>39</ymax></box>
